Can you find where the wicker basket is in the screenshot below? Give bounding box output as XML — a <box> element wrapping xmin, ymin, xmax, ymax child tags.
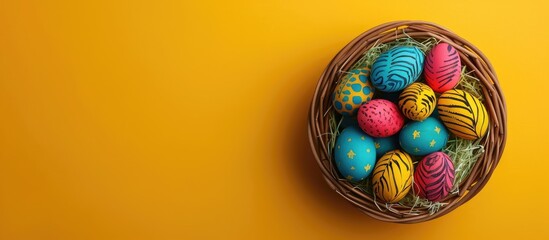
<box><xmin>308</xmin><ymin>20</ymin><xmax>507</xmax><ymax>223</ymax></box>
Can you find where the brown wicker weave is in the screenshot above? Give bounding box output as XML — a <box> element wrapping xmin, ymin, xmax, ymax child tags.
<box><xmin>308</xmin><ymin>20</ymin><xmax>507</xmax><ymax>223</ymax></box>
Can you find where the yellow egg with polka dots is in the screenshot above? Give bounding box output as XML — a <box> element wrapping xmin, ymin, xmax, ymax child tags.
<box><xmin>334</xmin><ymin>126</ymin><xmax>377</xmax><ymax>182</ymax></box>
<box><xmin>332</xmin><ymin>68</ymin><xmax>375</xmax><ymax>116</ymax></box>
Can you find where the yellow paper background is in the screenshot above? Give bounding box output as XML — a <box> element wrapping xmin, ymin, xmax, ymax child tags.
<box><xmin>0</xmin><ymin>0</ymin><xmax>547</xmax><ymax>239</ymax></box>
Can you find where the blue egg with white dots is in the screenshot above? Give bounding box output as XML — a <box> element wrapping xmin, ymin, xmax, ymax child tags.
<box><xmin>334</xmin><ymin>126</ymin><xmax>377</xmax><ymax>182</ymax></box>
<box><xmin>373</xmin><ymin>135</ymin><xmax>399</xmax><ymax>158</ymax></box>
<box><xmin>332</xmin><ymin>68</ymin><xmax>375</xmax><ymax>116</ymax></box>
<box><xmin>399</xmin><ymin>117</ymin><xmax>449</xmax><ymax>156</ymax></box>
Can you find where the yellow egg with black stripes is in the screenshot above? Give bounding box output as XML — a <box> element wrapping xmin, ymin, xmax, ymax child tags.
<box><xmin>398</xmin><ymin>82</ymin><xmax>436</xmax><ymax>121</ymax></box>
<box><xmin>334</xmin><ymin>126</ymin><xmax>377</xmax><ymax>182</ymax></box>
<box><xmin>332</xmin><ymin>68</ymin><xmax>375</xmax><ymax>116</ymax></box>
<box><xmin>437</xmin><ymin>89</ymin><xmax>490</xmax><ymax>140</ymax></box>
<box><xmin>372</xmin><ymin>150</ymin><xmax>413</xmax><ymax>203</ymax></box>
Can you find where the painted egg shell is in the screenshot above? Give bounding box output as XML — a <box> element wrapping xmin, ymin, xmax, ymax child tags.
<box><xmin>371</xmin><ymin>46</ymin><xmax>425</xmax><ymax>92</ymax></box>
<box><xmin>437</xmin><ymin>89</ymin><xmax>489</xmax><ymax>140</ymax></box>
<box><xmin>424</xmin><ymin>43</ymin><xmax>462</xmax><ymax>93</ymax></box>
<box><xmin>399</xmin><ymin>117</ymin><xmax>449</xmax><ymax>156</ymax></box>
<box><xmin>334</xmin><ymin>126</ymin><xmax>377</xmax><ymax>182</ymax></box>
<box><xmin>372</xmin><ymin>150</ymin><xmax>413</xmax><ymax>203</ymax></box>
<box><xmin>373</xmin><ymin>135</ymin><xmax>399</xmax><ymax>158</ymax></box>
<box><xmin>398</xmin><ymin>82</ymin><xmax>436</xmax><ymax>121</ymax></box>
<box><xmin>332</xmin><ymin>68</ymin><xmax>375</xmax><ymax>116</ymax></box>
<box><xmin>413</xmin><ymin>152</ymin><xmax>455</xmax><ymax>202</ymax></box>
<box><xmin>357</xmin><ymin>99</ymin><xmax>404</xmax><ymax>137</ymax></box>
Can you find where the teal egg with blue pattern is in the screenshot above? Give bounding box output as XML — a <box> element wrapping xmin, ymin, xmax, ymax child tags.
<box><xmin>332</xmin><ymin>68</ymin><xmax>375</xmax><ymax>116</ymax></box>
<box><xmin>334</xmin><ymin>126</ymin><xmax>377</xmax><ymax>182</ymax></box>
<box><xmin>371</xmin><ymin>46</ymin><xmax>425</xmax><ymax>92</ymax></box>
<box><xmin>373</xmin><ymin>136</ymin><xmax>399</xmax><ymax>158</ymax></box>
<box><xmin>399</xmin><ymin>117</ymin><xmax>449</xmax><ymax>156</ymax></box>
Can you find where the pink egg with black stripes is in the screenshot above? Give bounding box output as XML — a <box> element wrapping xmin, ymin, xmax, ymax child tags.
<box><xmin>357</xmin><ymin>99</ymin><xmax>404</xmax><ymax>137</ymax></box>
<box><xmin>424</xmin><ymin>43</ymin><xmax>462</xmax><ymax>93</ymax></box>
<box><xmin>413</xmin><ymin>152</ymin><xmax>455</xmax><ymax>202</ymax></box>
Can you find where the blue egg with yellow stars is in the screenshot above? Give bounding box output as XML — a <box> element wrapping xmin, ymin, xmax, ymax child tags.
<box><xmin>334</xmin><ymin>126</ymin><xmax>376</xmax><ymax>182</ymax></box>
<box><xmin>399</xmin><ymin>117</ymin><xmax>449</xmax><ymax>156</ymax></box>
<box><xmin>373</xmin><ymin>136</ymin><xmax>399</xmax><ymax>158</ymax></box>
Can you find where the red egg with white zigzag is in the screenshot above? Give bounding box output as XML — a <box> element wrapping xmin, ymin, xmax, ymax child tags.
<box><xmin>424</xmin><ymin>43</ymin><xmax>462</xmax><ymax>93</ymax></box>
<box><xmin>413</xmin><ymin>152</ymin><xmax>455</xmax><ymax>202</ymax></box>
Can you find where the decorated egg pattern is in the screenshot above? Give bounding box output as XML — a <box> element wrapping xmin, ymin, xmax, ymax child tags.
<box><xmin>371</xmin><ymin>46</ymin><xmax>425</xmax><ymax>92</ymax></box>
<box><xmin>437</xmin><ymin>89</ymin><xmax>489</xmax><ymax>140</ymax></box>
<box><xmin>357</xmin><ymin>99</ymin><xmax>404</xmax><ymax>137</ymax></box>
<box><xmin>332</xmin><ymin>68</ymin><xmax>375</xmax><ymax>116</ymax></box>
<box><xmin>424</xmin><ymin>43</ymin><xmax>462</xmax><ymax>93</ymax></box>
<box><xmin>413</xmin><ymin>152</ymin><xmax>455</xmax><ymax>202</ymax></box>
<box><xmin>398</xmin><ymin>82</ymin><xmax>436</xmax><ymax>121</ymax></box>
<box><xmin>334</xmin><ymin>126</ymin><xmax>377</xmax><ymax>182</ymax></box>
<box><xmin>372</xmin><ymin>150</ymin><xmax>413</xmax><ymax>203</ymax></box>
<box><xmin>399</xmin><ymin>117</ymin><xmax>449</xmax><ymax>156</ymax></box>
<box><xmin>373</xmin><ymin>136</ymin><xmax>399</xmax><ymax>158</ymax></box>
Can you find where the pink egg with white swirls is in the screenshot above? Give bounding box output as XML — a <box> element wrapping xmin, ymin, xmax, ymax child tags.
<box><xmin>357</xmin><ymin>99</ymin><xmax>404</xmax><ymax>137</ymax></box>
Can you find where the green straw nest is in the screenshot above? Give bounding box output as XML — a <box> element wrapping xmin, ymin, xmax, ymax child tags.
<box><xmin>309</xmin><ymin>21</ymin><xmax>506</xmax><ymax>223</ymax></box>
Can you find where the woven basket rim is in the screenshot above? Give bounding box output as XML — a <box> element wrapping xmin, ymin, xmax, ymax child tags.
<box><xmin>307</xmin><ymin>20</ymin><xmax>507</xmax><ymax>223</ymax></box>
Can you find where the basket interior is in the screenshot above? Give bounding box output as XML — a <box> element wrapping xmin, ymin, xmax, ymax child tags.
<box><xmin>308</xmin><ymin>21</ymin><xmax>507</xmax><ymax>223</ymax></box>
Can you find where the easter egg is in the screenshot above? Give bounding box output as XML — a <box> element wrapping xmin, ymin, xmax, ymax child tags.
<box><xmin>334</xmin><ymin>126</ymin><xmax>377</xmax><ymax>182</ymax></box>
<box><xmin>371</xmin><ymin>46</ymin><xmax>425</xmax><ymax>92</ymax></box>
<box><xmin>373</xmin><ymin>136</ymin><xmax>399</xmax><ymax>158</ymax></box>
<box><xmin>372</xmin><ymin>150</ymin><xmax>413</xmax><ymax>203</ymax></box>
<box><xmin>399</xmin><ymin>117</ymin><xmax>449</xmax><ymax>156</ymax></box>
<box><xmin>437</xmin><ymin>89</ymin><xmax>489</xmax><ymax>140</ymax></box>
<box><xmin>332</xmin><ymin>68</ymin><xmax>375</xmax><ymax>116</ymax></box>
<box><xmin>398</xmin><ymin>82</ymin><xmax>436</xmax><ymax>121</ymax></box>
<box><xmin>414</xmin><ymin>152</ymin><xmax>455</xmax><ymax>202</ymax></box>
<box><xmin>357</xmin><ymin>99</ymin><xmax>404</xmax><ymax>137</ymax></box>
<box><xmin>424</xmin><ymin>43</ymin><xmax>462</xmax><ymax>93</ymax></box>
